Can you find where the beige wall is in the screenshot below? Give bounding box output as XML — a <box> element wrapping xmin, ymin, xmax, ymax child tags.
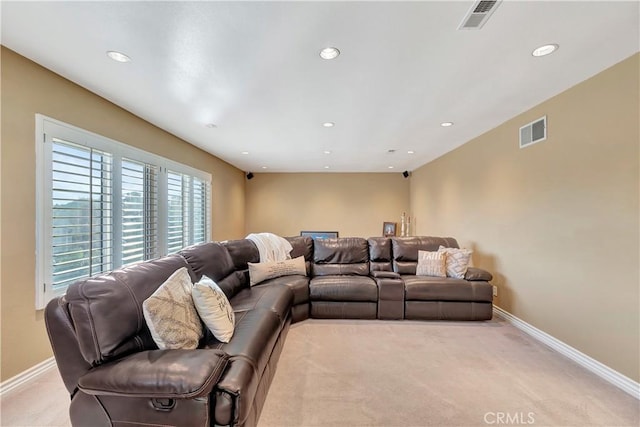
<box><xmin>246</xmin><ymin>173</ymin><xmax>410</xmax><ymax>238</ymax></box>
<box><xmin>410</xmin><ymin>54</ymin><xmax>639</xmax><ymax>381</ymax></box>
<box><xmin>0</xmin><ymin>47</ymin><xmax>246</xmax><ymax>380</ymax></box>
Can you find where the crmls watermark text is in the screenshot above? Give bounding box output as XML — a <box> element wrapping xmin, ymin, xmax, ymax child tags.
<box><xmin>484</xmin><ymin>412</ymin><xmax>536</xmax><ymax>425</ymax></box>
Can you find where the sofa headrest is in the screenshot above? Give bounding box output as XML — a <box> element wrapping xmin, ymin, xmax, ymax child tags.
<box><xmin>286</xmin><ymin>236</ymin><xmax>314</xmax><ymax>262</ymax></box>
<box><xmin>313</xmin><ymin>237</ymin><xmax>369</xmax><ymax>264</ymax></box>
<box><xmin>180</xmin><ymin>242</ymin><xmax>236</xmax><ymax>282</ymax></box>
<box><xmin>391</xmin><ymin>236</ymin><xmax>459</xmax><ymax>262</ymax></box>
<box><xmin>66</xmin><ymin>254</ymin><xmax>194</xmax><ymax>366</ymax></box>
<box><xmin>367</xmin><ymin>237</ymin><xmax>392</xmax><ymax>261</ymax></box>
<box><xmin>222</xmin><ymin>239</ymin><xmax>260</xmax><ymax>270</ymax></box>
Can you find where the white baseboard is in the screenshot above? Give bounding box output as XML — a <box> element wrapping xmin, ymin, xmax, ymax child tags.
<box><xmin>493</xmin><ymin>306</ymin><xmax>640</xmax><ymax>400</ymax></box>
<box><xmin>0</xmin><ymin>357</ymin><xmax>56</xmax><ymax>397</ymax></box>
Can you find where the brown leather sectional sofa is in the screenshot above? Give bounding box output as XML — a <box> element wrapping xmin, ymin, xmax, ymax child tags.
<box><xmin>45</xmin><ymin>236</ymin><xmax>493</xmax><ymax>427</ymax></box>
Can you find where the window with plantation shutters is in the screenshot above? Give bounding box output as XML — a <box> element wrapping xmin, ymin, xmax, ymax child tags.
<box><xmin>36</xmin><ymin>115</ymin><xmax>212</xmax><ymax>309</ymax></box>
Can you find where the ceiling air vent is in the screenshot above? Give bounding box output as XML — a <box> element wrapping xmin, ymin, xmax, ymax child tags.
<box><xmin>458</xmin><ymin>0</ymin><xmax>502</xmax><ymax>30</ymax></box>
<box><xmin>519</xmin><ymin>116</ymin><xmax>547</xmax><ymax>149</ymax></box>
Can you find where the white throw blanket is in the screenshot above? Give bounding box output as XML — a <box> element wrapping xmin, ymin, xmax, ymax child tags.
<box><xmin>246</xmin><ymin>233</ymin><xmax>293</xmax><ymax>263</ymax></box>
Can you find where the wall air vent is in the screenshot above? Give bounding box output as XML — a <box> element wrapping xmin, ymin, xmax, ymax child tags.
<box><xmin>458</xmin><ymin>0</ymin><xmax>502</xmax><ymax>30</ymax></box>
<box><xmin>519</xmin><ymin>116</ymin><xmax>547</xmax><ymax>149</ymax></box>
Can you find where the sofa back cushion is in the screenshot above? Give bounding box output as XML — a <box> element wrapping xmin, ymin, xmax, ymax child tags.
<box><xmin>222</xmin><ymin>239</ymin><xmax>260</xmax><ymax>270</ymax></box>
<box><xmin>287</xmin><ymin>236</ymin><xmax>313</xmax><ymax>274</ymax></box>
<box><xmin>180</xmin><ymin>242</ymin><xmax>246</xmax><ymax>299</ymax></box>
<box><xmin>221</xmin><ymin>239</ymin><xmax>259</xmax><ymax>288</ymax></box>
<box><xmin>391</xmin><ymin>236</ymin><xmax>459</xmax><ymax>275</ymax></box>
<box><xmin>66</xmin><ymin>254</ymin><xmax>194</xmax><ymax>366</ymax></box>
<box><xmin>287</xmin><ymin>236</ymin><xmax>314</xmax><ymax>261</ymax></box>
<box><xmin>368</xmin><ymin>237</ymin><xmax>392</xmax><ymax>272</ymax></box>
<box><xmin>312</xmin><ymin>237</ymin><xmax>369</xmax><ymax>276</ymax></box>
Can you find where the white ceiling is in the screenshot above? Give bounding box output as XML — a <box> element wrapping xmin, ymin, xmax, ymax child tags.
<box><xmin>2</xmin><ymin>1</ymin><xmax>638</xmax><ymax>173</ymax></box>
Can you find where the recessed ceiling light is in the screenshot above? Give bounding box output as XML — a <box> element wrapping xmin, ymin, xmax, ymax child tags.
<box><xmin>388</xmin><ymin>166</ymin><xmax>394</xmax><ymax>169</ymax></box>
<box><xmin>106</xmin><ymin>50</ymin><xmax>131</xmax><ymax>63</ymax></box>
<box><xmin>407</xmin><ymin>150</ymin><xmax>415</xmax><ymax>154</ymax></box>
<box><xmin>205</xmin><ymin>123</ymin><xmax>217</xmax><ymax>128</ymax></box>
<box><xmin>261</xmin><ymin>166</ymin><xmax>268</xmax><ymax>169</ymax></box>
<box><xmin>319</xmin><ymin>47</ymin><xmax>340</xmax><ymax>60</ymax></box>
<box><xmin>323</xmin><ymin>150</ymin><xmax>332</xmax><ymax>155</ymax></box>
<box><xmin>322</xmin><ymin>122</ymin><xmax>335</xmax><ymax>128</ymax></box>
<box><xmin>532</xmin><ymin>44</ymin><xmax>559</xmax><ymax>57</ymax></box>
<box><xmin>324</xmin><ymin>166</ymin><xmax>330</xmax><ymax>169</ymax></box>
<box><xmin>241</xmin><ymin>151</ymin><xmax>249</xmax><ymax>155</ymax></box>
<box><xmin>441</xmin><ymin>122</ymin><xmax>454</xmax><ymax>127</ymax></box>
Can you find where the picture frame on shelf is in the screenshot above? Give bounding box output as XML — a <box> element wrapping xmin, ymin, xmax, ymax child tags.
<box><xmin>300</xmin><ymin>231</ymin><xmax>339</xmax><ymax>240</ymax></box>
<box><xmin>382</xmin><ymin>222</ymin><xmax>397</xmax><ymax>237</ymax></box>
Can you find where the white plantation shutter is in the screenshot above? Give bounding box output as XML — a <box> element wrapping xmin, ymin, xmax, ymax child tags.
<box><xmin>36</xmin><ymin>116</ymin><xmax>212</xmax><ymax>308</ymax></box>
<box><xmin>121</xmin><ymin>159</ymin><xmax>159</xmax><ymax>264</ymax></box>
<box><xmin>192</xmin><ymin>177</ymin><xmax>211</xmax><ymax>245</ymax></box>
<box><xmin>166</xmin><ymin>171</ymin><xmax>210</xmax><ymax>253</ymax></box>
<box><xmin>167</xmin><ymin>171</ymin><xmax>190</xmax><ymax>254</ymax></box>
<box><xmin>49</xmin><ymin>139</ymin><xmax>113</xmax><ymax>291</ymax></box>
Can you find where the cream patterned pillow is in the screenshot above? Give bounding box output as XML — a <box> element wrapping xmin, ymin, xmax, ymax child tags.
<box><xmin>248</xmin><ymin>256</ymin><xmax>306</xmax><ymax>286</ymax></box>
<box><xmin>192</xmin><ymin>276</ymin><xmax>235</xmax><ymax>343</ymax></box>
<box><xmin>416</xmin><ymin>250</ymin><xmax>447</xmax><ymax>277</ymax></box>
<box><xmin>438</xmin><ymin>246</ymin><xmax>473</xmax><ymax>279</ymax></box>
<box><xmin>143</xmin><ymin>267</ymin><xmax>203</xmax><ymax>350</ymax></box>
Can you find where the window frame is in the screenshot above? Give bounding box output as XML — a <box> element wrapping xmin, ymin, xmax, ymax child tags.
<box><xmin>35</xmin><ymin>115</ymin><xmax>212</xmax><ymax>309</ymax></box>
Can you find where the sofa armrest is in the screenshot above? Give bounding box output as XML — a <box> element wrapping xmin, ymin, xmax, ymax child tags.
<box><xmin>464</xmin><ymin>267</ymin><xmax>493</xmax><ymax>282</ymax></box>
<box><xmin>78</xmin><ymin>349</ymin><xmax>229</xmax><ymax>399</ymax></box>
<box><xmin>371</xmin><ymin>270</ymin><xmax>400</xmax><ymax>279</ymax></box>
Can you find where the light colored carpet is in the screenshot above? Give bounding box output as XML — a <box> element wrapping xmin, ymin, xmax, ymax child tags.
<box><xmin>0</xmin><ymin>365</ymin><xmax>71</xmax><ymax>427</ymax></box>
<box><xmin>258</xmin><ymin>318</ymin><xmax>639</xmax><ymax>427</ymax></box>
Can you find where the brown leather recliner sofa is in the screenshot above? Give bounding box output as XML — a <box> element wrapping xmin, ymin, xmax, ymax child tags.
<box><xmin>45</xmin><ymin>235</ymin><xmax>493</xmax><ymax>427</ymax></box>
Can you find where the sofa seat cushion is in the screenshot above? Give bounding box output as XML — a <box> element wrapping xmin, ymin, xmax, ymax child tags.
<box><xmin>203</xmin><ymin>309</ymin><xmax>282</xmax><ymax>379</ymax></box>
<box><xmin>229</xmin><ymin>285</ymin><xmax>293</xmax><ymax>326</ymax></box>
<box><xmin>403</xmin><ymin>276</ymin><xmax>492</xmax><ymax>303</ymax></box>
<box><xmin>310</xmin><ymin>276</ymin><xmax>378</xmax><ymax>302</ymax></box>
<box><xmin>78</xmin><ymin>349</ymin><xmax>229</xmax><ymax>398</ymax></box>
<box><xmin>255</xmin><ymin>275</ymin><xmax>309</xmax><ymax>305</ymax></box>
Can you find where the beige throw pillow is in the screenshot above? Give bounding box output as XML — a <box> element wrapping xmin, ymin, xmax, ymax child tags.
<box><xmin>416</xmin><ymin>250</ymin><xmax>447</xmax><ymax>277</ymax></box>
<box><xmin>438</xmin><ymin>246</ymin><xmax>473</xmax><ymax>279</ymax></box>
<box><xmin>192</xmin><ymin>276</ymin><xmax>235</xmax><ymax>343</ymax></box>
<box><xmin>143</xmin><ymin>267</ymin><xmax>203</xmax><ymax>350</ymax></box>
<box><xmin>248</xmin><ymin>256</ymin><xmax>306</xmax><ymax>286</ymax></box>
